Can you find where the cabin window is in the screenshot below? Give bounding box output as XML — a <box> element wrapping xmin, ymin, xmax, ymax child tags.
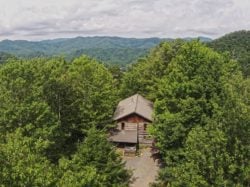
<box><xmin>121</xmin><ymin>123</ymin><xmax>125</xmax><ymax>130</ymax></box>
<box><xmin>144</xmin><ymin>123</ymin><xmax>147</xmax><ymax>131</ymax></box>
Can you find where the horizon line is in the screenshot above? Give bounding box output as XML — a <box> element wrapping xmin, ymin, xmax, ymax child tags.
<box><xmin>0</xmin><ymin>35</ymin><xmax>214</xmax><ymax>42</ymax></box>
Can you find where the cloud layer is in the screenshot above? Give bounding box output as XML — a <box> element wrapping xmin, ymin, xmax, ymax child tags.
<box><xmin>0</xmin><ymin>0</ymin><xmax>250</xmax><ymax>40</ymax></box>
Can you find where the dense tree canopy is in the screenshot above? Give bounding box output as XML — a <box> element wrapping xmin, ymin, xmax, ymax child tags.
<box><xmin>58</xmin><ymin>128</ymin><xmax>130</xmax><ymax>187</ymax></box>
<box><xmin>120</xmin><ymin>40</ymin><xmax>185</xmax><ymax>100</ymax></box>
<box><xmin>120</xmin><ymin>39</ymin><xmax>250</xmax><ymax>186</ymax></box>
<box><xmin>208</xmin><ymin>30</ymin><xmax>250</xmax><ymax>77</ymax></box>
<box><xmin>0</xmin><ymin>128</ymin><xmax>57</xmax><ymax>187</ymax></box>
<box><xmin>149</xmin><ymin>41</ymin><xmax>250</xmax><ymax>186</ymax></box>
<box><xmin>0</xmin><ymin>36</ymin><xmax>249</xmax><ymax>186</ymax></box>
<box><xmin>0</xmin><ymin>52</ymin><xmax>15</xmax><ymax>64</ymax></box>
<box><xmin>0</xmin><ymin>56</ymin><xmax>130</xmax><ymax>186</ymax></box>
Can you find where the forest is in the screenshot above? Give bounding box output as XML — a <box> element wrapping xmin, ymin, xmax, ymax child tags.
<box><xmin>0</xmin><ymin>36</ymin><xmax>211</xmax><ymax>66</ymax></box>
<box><xmin>0</xmin><ymin>37</ymin><xmax>164</xmax><ymax>65</ymax></box>
<box><xmin>208</xmin><ymin>30</ymin><xmax>250</xmax><ymax>77</ymax></box>
<box><xmin>0</xmin><ymin>31</ymin><xmax>249</xmax><ymax>186</ymax></box>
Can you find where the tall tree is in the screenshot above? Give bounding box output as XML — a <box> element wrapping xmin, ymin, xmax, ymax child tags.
<box><xmin>0</xmin><ymin>58</ymin><xmax>59</xmax><ymax>138</ymax></box>
<box><xmin>120</xmin><ymin>40</ymin><xmax>185</xmax><ymax>100</ymax></box>
<box><xmin>151</xmin><ymin>41</ymin><xmax>250</xmax><ymax>186</ymax></box>
<box><xmin>0</xmin><ymin>56</ymin><xmax>131</xmax><ymax>186</ymax></box>
<box><xmin>58</xmin><ymin>128</ymin><xmax>131</xmax><ymax>187</ymax></box>
<box><xmin>208</xmin><ymin>30</ymin><xmax>250</xmax><ymax>77</ymax></box>
<box><xmin>0</xmin><ymin>128</ymin><xmax>57</xmax><ymax>187</ymax></box>
<box><xmin>67</xmin><ymin>56</ymin><xmax>117</xmax><ymax>130</ymax></box>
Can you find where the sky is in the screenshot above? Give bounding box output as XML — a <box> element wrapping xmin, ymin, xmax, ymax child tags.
<box><xmin>0</xmin><ymin>0</ymin><xmax>250</xmax><ymax>41</ymax></box>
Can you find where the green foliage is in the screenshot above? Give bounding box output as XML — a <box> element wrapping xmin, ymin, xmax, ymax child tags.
<box><xmin>0</xmin><ymin>56</ymin><xmax>117</xmax><ymax>155</ymax></box>
<box><xmin>0</xmin><ymin>52</ymin><xmax>16</xmax><ymax>64</ymax></box>
<box><xmin>208</xmin><ymin>30</ymin><xmax>250</xmax><ymax>77</ymax></box>
<box><xmin>0</xmin><ymin>128</ymin><xmax>57</xmax><ymax>187</ymax></box>
<box><xmin>67</xmin><ymin>56</ymin><xmax>117</xmax><ymax>130</ymax></box>
<box><xmin>152</xmin><ymin>41</ymin><xmax>228</xmax><ymax>155</ymax></box>
<box><xmin>120</xmin><ymin>40</ymin><xmax>185</xmax><ymax>100</ymax></box>
<box><xmin>106</xmin><ymin>64</ymin><xmax>124</xmax><ymax>88</ymax></box>
<box><xmin>0</xmin><ymin>56</ymin><xmax>130</xmax><ymax>186</ymax></box>
<box><xmin>58</xmin><ymin>128</ymin><xmax>131</xmax><ymax>187</ymax></box>
<box><xmin>0</xmin><ymin>58</ymin><xmax>59</xmax><ymax>139</ymax></box>
<box><xmin>169</xmin><ymin>124</ymin><xmax>231</xmax><ymax>187</ymax></box>
<box><xmin>148</xmin><ymin>41</ymin><xmax>250</xmax><ymax>186</ymax></box>
<box><xmin>167</xmin><ymin>118</ymin><xmax>249</xmax><ymax>186</ymax></box>
<box><xmin>70</xmin><ymin>47</ymin><xmax>149</xmax><ymax>66</ymax></box>
<box><xmin>0</xmin><ymin>128</ymin><xmax>130</xmax><ymax>187</ymax></box>
<box><xmin>1</xmin><ymin>35</ymin><xmax>249</xmax><ymax>186</ymax></box>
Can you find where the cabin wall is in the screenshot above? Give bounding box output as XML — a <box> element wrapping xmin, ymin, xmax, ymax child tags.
<box><xmin>116</xmin><ymin>114</ymin><xmax>153</xmax><ymax>145</ymax></box>
<box><xmin>117</xmin><ymin>114</ymin><xmax>150</xmax><ymax>123</ymax></box>
<box><xmin>117</xmin><ymin>122</ymin><xmax>137</xmax><ymax>131</ymax></box>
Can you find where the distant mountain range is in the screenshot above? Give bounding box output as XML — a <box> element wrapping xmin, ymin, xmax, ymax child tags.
<box><xmin>208</xmin><ymin>30</ymin><xmax>250</xmax><ymax>76</ymax></box>
<box><xmin>0</xmin><ymin>36</ymin><xmax>212</xmax><ymax>65</ymax></box>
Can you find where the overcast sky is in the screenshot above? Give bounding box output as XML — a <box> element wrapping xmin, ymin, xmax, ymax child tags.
<box><xmin>0</xmin><ymin>0</ymin><xmax>249</xmax><ymax>41</ymax></box>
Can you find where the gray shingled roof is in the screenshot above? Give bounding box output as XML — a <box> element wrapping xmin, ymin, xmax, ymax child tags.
<box><xmin>113</xmin><ymin>94</ymin><xmax>153</xmax><ymax>121</ymax></box>
<box><xmin>109</xmin><ymin>130</ymin><xmax>138</xmax><ymax>143</ymax></box>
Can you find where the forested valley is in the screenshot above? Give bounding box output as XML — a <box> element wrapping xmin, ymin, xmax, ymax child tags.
<box><xmin>0</xmin><ymin>31</ymin><xmax>249</xmax><ymax>186</ymax></box>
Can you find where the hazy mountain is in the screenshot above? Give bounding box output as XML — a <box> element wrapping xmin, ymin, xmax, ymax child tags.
<box><xmin>0</xmin><ymin>52</ymin><xmax>16</xmax><ymax>64</ymax></box>
<box><xmin>0</xmin><ymin>36</ymin><xmax>212</xmax><ymax>65</ymax></box>
<box><xmin>208</xmin><ymin>30</ymin><xmax>250</xmax><ymax>76</ymax></box>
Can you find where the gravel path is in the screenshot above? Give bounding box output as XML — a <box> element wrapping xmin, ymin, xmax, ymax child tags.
<box><xmin>124</xmin><ymin>148</ymin><xmax>159</xmax><ymax>187</ymax></box>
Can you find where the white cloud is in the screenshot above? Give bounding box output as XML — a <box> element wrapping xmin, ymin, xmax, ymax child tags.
<box><xmin>0</xmin><ymin>0</ymin><xmax>249</xmax><ymax>40</ymax></box>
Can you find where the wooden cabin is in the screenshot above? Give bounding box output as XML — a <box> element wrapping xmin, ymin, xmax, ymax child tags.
<box><xmin>109</xmin><ymin>94</ymin><xmax>154</xmax><ymax>151</ymax></box>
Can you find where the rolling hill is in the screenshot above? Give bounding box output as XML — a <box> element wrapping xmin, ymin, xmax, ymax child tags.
<box><xmin>1</xmin><ymin>32</ymin><xmax>249</xmax><ymax>70</ymax></box>
<box><xmin>208</xmin><ymin>30</ymin><xmax>250</xmax><ymax>76</ymax></box>
<box><xmin>0</xmin><ymin>52</ymin><xmax>16</xmax><ymax>64</ymax></box>
<box><xmin>0</xmin><ymin>36</ymin><xmax>211</xmax><ymax>65</ymax></box>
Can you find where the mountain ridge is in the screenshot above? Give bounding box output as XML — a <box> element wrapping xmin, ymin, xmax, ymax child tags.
<box><xmin>0</xmin><ymin>36</ymin><xmax>212</xmax><ymax>65</ymax></box>
<box><xmin>208</xmin><ymin>30</ymin><xmax>250</xmax><ymax>76</ymax></box>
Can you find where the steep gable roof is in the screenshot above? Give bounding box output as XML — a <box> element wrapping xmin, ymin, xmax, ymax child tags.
<box><xmin>113</xmin><ymin>94</ymin><xmax>153</xmax><ymax>121</ymax></box>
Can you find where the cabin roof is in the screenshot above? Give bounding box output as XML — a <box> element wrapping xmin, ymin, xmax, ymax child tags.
<box><xmin>109</xmin><ymin>130</ymin><xmax>138</xmax><ymax>143</ymax></box>
<box><xmin>113</xmin><ymin>94</ymin><xmax>153</xmax><ymax>121</ymax></box>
